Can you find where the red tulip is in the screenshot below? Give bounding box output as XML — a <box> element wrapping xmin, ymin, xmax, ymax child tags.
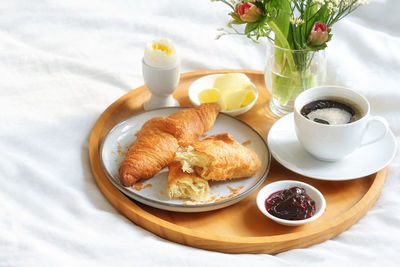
<box><xmin>308</xmin><ymin>22</ymin><xmax>329</xmax><ymax>46</ymax></box>
<box><xmin>236</xmin><ymin>2</ymin><xmax>262</xmax><ymax>22</ymax></box>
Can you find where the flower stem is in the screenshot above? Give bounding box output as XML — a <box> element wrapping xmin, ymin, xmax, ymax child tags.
<box><xmin>267</xmin><ymin>21</ymin><xmax>296</xmax><ymax>72</ymax></box>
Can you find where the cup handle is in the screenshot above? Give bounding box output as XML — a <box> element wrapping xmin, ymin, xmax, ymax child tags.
<box><xmin>360</xmin><ymin>116</ymin><xmax>389</xmax><ymax>147</ymax></box>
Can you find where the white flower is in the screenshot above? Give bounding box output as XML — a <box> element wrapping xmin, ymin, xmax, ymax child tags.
<box><xmin>327</xmin><ymin>2</ymin><xmax>334</xmax><ymax>13</ymax></box>
<box><xmin>297</xmin><ymin>18</ymin><xmax>304</xmax><ymax>25</ymax></box>
<box><xmin>327</xmin><ymin>0</ymin><xmax>340</xmax><ymax>7</ymax></box>
<box><xmin>290</xmin><ymin>15</ymin><xmax>304</xmax><ymax>25</ymax></box>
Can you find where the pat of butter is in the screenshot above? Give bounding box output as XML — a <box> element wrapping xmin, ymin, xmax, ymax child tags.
<box><xmin>224</xmin><ymin>89</ymin><xmax>256</xmax><ymax>110</ymax></box>
<box><xmin>213</xmin><ymin>73</ymin><xmax>253</xmax><ymax>96</ymax></box>
<box><xmin>143</xmin><ymin>38</ymin><xmax>178</xmax><ymax>68</ymax></box>
<box><xmin>198</xmin><ymin>73</ymin><xmax>256</xmax><ymax>111</ymax></box>
<box><xmin>198</xmin><ymin>88</ymin><xmax>227</xmax><ymax>110</ymax></box>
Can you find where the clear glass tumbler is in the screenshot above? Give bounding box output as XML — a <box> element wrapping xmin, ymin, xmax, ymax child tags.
<box><xmin>264</xmin><ymin>41</ymin><xmax>327</xmax><ymax>117</ymax></box>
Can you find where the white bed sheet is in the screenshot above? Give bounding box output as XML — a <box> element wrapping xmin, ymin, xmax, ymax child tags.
<box><xmin>0</xmin><ymin>0</ymin><xmax>399</xmax><ymax>266</ymax></box>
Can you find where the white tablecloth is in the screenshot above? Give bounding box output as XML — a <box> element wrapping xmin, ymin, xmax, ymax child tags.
<box><xmin>1</xmin><ymin>0</ymin><xmax>399</xmax><ymax>266</ymax></box>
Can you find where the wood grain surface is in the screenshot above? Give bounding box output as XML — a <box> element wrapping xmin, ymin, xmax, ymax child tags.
<box><xmin>89</xmin><ymin>69</ymin><xmax>386</xmax><ymax>254</ymax></box>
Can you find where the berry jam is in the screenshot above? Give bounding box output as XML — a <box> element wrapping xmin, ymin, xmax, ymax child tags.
<box><xmin>265</xmin><ymin>187</ymin><xmax>316</xmax><ymax>220</ymax></box>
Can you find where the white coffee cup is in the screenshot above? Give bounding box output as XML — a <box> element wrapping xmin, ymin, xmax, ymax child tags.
<box><xmin>294</xmin><ymin>86</ymin><xmax>389</xmax><ymax>162</ymax></box>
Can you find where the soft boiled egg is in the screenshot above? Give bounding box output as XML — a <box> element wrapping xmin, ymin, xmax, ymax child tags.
<box><xmin>143</xmin><ymin>38</ymin><xmax>178</xmax><ymax>68</ymax></box>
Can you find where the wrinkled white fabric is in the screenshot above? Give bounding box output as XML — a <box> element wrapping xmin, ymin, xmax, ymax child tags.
<box><xmin>0</xmin><ymin>0</ymin><xmax>399</xmax><ymax>266</ymax></box>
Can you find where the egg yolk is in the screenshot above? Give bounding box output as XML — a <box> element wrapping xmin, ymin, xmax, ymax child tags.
<box><xmin>152</xmin><ymin>43</ymin><xmax>173</xmax><ymax>56</ymax></box>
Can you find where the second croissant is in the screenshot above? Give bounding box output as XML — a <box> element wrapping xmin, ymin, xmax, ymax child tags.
<box><xmin>167</xmin><ymin>133</ymin><xmax>262</xmax><ymax>201</ymax></box>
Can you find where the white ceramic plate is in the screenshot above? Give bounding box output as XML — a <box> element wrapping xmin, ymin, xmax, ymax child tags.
<box><xmin>268</xmin><ymin>113</ymin><xmax>397</xmax><ymax>180</ymax></box>
<box><xmin>188</xmin><ymin>73</ymin><xmax>258</xmax><ymax>116</ymax></box>
<box><xmin>100</xmin><ymin>107</ymin><xmax>270</xmax><ymax>212</ymax></box>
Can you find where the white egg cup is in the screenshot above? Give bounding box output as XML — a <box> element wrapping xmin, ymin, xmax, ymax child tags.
<box><xmin>142</xmin><ymin>59</ymin><xmax>180</xmax><ymax>110</ymax></box>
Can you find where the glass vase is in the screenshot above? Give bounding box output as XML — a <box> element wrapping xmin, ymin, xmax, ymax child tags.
<box><xmin>264</xmin><ymin>41</ymin><xmax>327</xmax><ymax>117</ymax></box>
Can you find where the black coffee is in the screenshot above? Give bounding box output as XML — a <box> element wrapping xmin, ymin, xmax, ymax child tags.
<box><xmin>301</xmin><ymin>99</ymin><xmax>362</xmax><ymax>125</ymax></box>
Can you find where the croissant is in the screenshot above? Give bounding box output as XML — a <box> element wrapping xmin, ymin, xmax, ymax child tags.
<box><xmin>174</xmin><ymin>133</ymin><xmax>261</xmax><ymax>181</ymax></box>
<box><xmin>119</xmin><ymin>103</ymin><xmax>220</xmax><ymax>186</ymax></box>
<box><xmin>167</xmin><ymin>161</ymin><xmax>210</xmax><ymax>202</ymax></box>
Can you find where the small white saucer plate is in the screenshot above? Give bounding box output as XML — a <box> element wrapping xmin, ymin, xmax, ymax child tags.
<box><xmin>100</xmin><ymin>107</ymin><xmax>271</xmax><ymax>212</ymax></box>
<box><xmin>268</xmin><ymin>113</ymin><xmax>397</xmax><ymax>181</ymax></box>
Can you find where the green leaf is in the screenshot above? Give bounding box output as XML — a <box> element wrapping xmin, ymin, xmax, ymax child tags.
<box><xmin>231</xmin><ymin>19</ymin><xmax>246</xmax><ymax>25</ymax></box>
<box><xmin>268</xmin><ymin>21</ymin><xmax>296</xmax><ymax>72</ymax></box>
<box><xmin>271</xmin><ymin>0</ymin><xmax>291</xmax><ymax>48</ymax></box>
<box><xmin>230</xmin><ymin>12</ymin><xmax>241</xmax><ymax>21</ymax></box>
<box><xmin>309</xmin><ymin>4</ymin><xmax>319</xmax><ymax>18</ymax></box>
<box><xmin>244</xmin><ymin>22</ymin><xmax>258</xmax><ymax>35</ymax></box>
<box><xmin>303</xmin><ymin>3</ymin><xmax>317</xmax><ymax>38</ymax></box>
<box><xmin>304</xmin><ymin>4</ymin><xmax>327</xmax><ymax>42</ymax></box>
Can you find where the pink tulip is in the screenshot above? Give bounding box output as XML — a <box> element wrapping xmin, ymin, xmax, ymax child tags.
<box><xmin>236</xmin><ymin>2</ymin><xmax>262</xmax><ymax>22</ymax></box>
<box><xmin>308</xmin><ymin>22</ymin><xmax>329</xmax><ymax>46</ymax></box>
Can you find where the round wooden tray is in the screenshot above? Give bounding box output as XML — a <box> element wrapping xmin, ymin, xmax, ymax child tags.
<box><xmin>89</xmin><ymin>69</ymin><xmax>386</xmax><ymax>254</ymax></box>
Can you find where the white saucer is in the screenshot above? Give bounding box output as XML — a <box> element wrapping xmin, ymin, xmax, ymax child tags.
<box><xmin>267</xmin><ymin>113</ymin><xmax>397</xmax><ymax>180</ymax></box>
